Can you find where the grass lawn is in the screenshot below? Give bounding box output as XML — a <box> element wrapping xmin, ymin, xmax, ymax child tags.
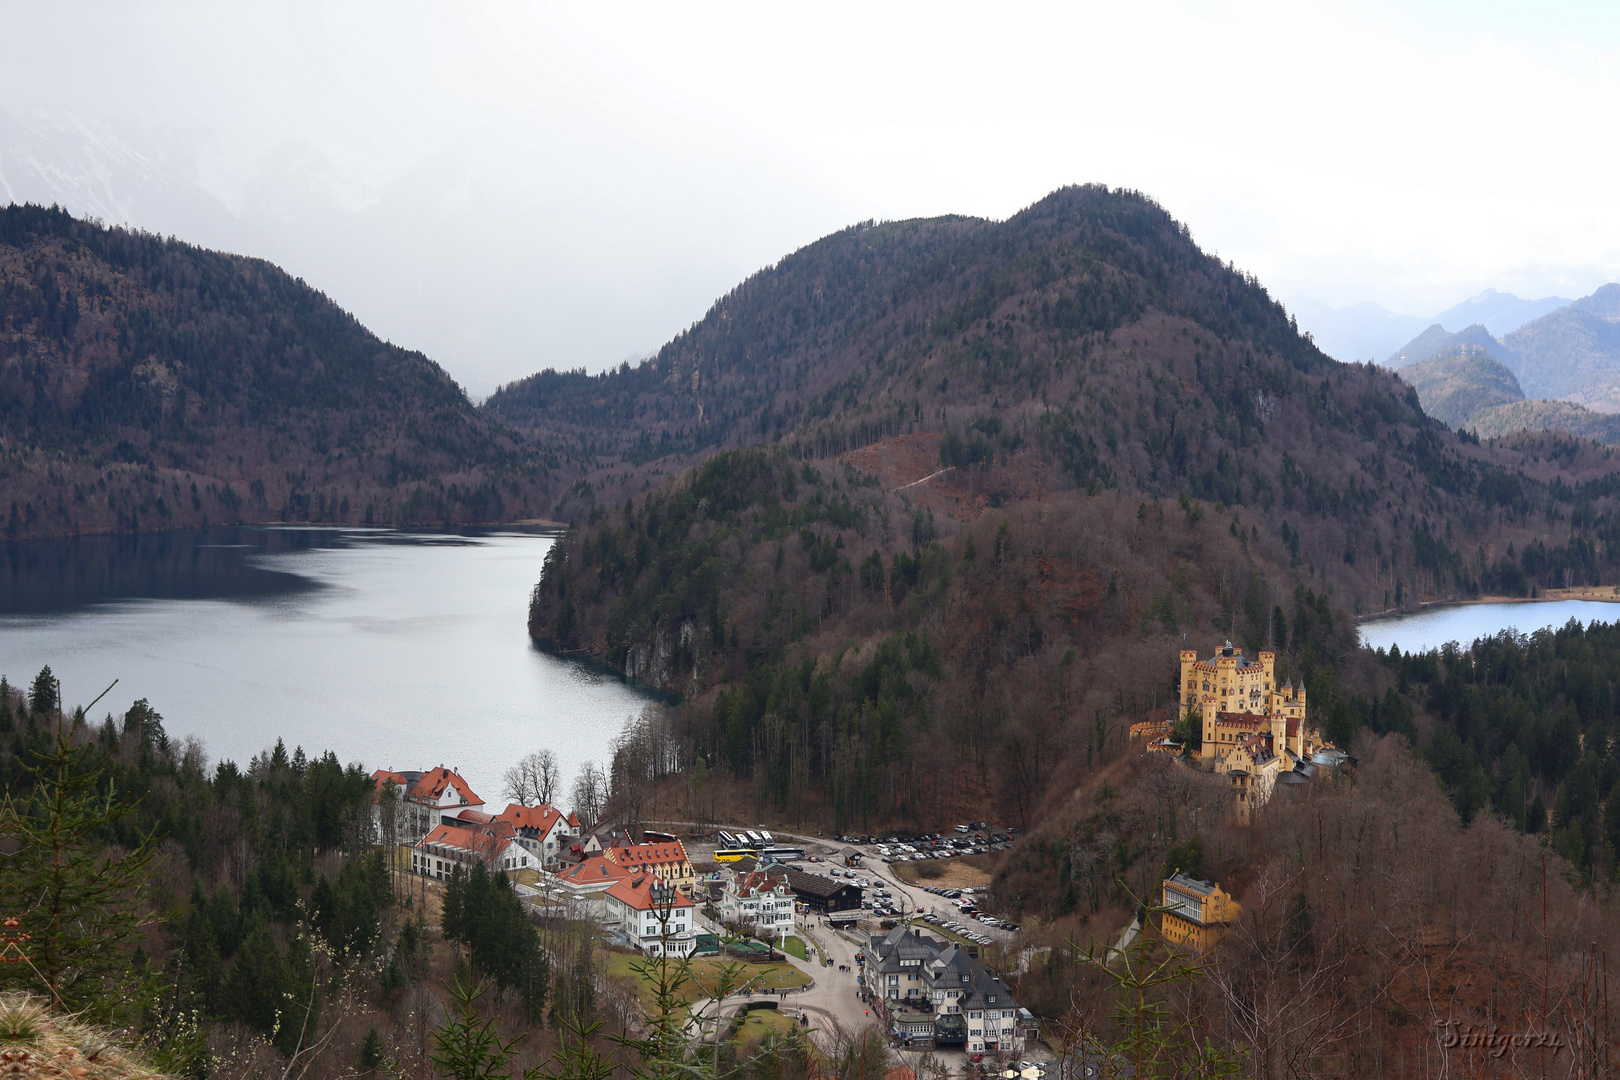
<box><xmin>733</xmin><ymin>1007</ymin><xmax>800</xmax><ymax>1051</ymax></box>
<box><xmin>781</xmin><ymin>936</ymin><xmax>808</xmax><ymax>960</ymax></box>
<box><xmin>605</xmin><ymin>952</ymin><xmax>812</xmax><ymax>1012</ymax></box>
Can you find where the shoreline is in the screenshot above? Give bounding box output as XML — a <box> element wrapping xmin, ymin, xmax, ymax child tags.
<box><xmin>1359</xmin><ymin>587</ymin><xmax>1620</xmax><ymax>625</ymax></box>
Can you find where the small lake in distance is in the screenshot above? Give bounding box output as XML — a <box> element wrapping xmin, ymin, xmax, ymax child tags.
<box><xmin>1359</xmin><ymin>599</ymin><xmax>1620</xmax><ymax>654</ymax></box>
<box><xmin>0</xmin><ymin>527</ymin><xmax>650</xmax><ymax>804</ymax></box>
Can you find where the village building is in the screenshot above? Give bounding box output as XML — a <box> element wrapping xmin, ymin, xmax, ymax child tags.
<box><xmin>605</xmin><ymin>873</ymin><xmax>698</xmax><ymax>957</ymax></box>
<box><xmin>372</xmin><ymin>766</ymin><xmax>486</xmax><ymax>843</ymax></box>
<box><xmin>543</xmin><ymin>856</ymin><xmax>634</xmax><ymax>923</ymax></box>
<box><xmin>866</xmin><ymin>925</ymin><xmax>1033</xmax><ymax>1054</ymax></box>
<box><xmin>718</xmin><ymin>869</ymin><xmax>796</xmax><ymax>935</ymax></box>
<box><xmin>495</xmin><ymin>803</ymin><xmax>581</xmax><ymax>868</ymax></box>
<box><xmin>411</xmin><ymin>819</ymin><xmax>537</xmax><ymax>879</ymax></box>
<box><xmin>1160</xmin><ymin>872</ymin><xmax>1242</xmax><ymax>953</ymax></box>
<box><xmin>602</xmin><ymin>836</ymin><xmax>697</xmax><ymax>896</ymax></box>
<box><xmin>784</xmin><ymin>868</ymin><xmax>864</xmax><ymax>917</ymax></box>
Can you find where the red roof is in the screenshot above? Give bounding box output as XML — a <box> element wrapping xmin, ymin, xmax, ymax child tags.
<box><xmin>731</xmin><ymin>870</ymin><xmax>790</xmax><ymax>898</ymax></box>
<box><xmin>416</xmin><ymin>822</ymin><xmax>516</xmax><ymax>858</ymax></box>
<box><xmin>606</xmin><ymin>841</ymin><xmax>690</xmax><ymax>870</ymax></box>
<box><xmin>371</xmin><ymin>769</ymin><xmax>410</xmax><ymax>793</ymax></box>
<box><xmin>606</xmin><ymin>874</ymin><xmax>696</xmax><ymax>912</ymax></box>
<box><xmin>557</xmin><ymin>857</ymin><xmax>632</xmax><ymax>884</ymax></box>
<box><xmin>498</xmin><ymin>803</ymin><xmax>567</xmax><ymax>834</ymax></box>
<box><xmin>408</xmin><ymin>766</ymin><xmax>483</xmax><ymax>808</ymax></box>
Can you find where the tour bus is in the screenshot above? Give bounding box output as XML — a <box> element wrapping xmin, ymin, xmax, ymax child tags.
<box><xmin>717</xmin><ymin>831</ymin><xmax>738</xmax><ymax>846</ymax></box>
<box><xmin>759</xmin><ymin>830</ymin><xmax>774</xmax><ymax>844</ymax></box>
<box><xmin>713</xmin><ymin>848</ymin><xmax>758</xmax><ymax>863</ymax></box>
<box><xmin>746</xmin><ymin>830</ymin><xmax>764</xmax><ymax>845</ymax></box>
<box><xmin>761</xmin><ymin>846</ymin><xmax>804</xmax><ymax>861</ymax></box>
<box><xmin>642</xmin><ymin>830</ymin><xmax>678</xmax><ymax>843</ymax></box>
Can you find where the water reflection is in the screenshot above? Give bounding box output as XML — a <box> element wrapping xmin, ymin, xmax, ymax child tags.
<box><xmin>0</xmin><ymin>527</ymin><xmax>646</xmax><ymax>804</ymax></box>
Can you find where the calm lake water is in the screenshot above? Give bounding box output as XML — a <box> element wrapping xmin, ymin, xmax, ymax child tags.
<box><xmin>1359</xmin><ymin>599</ymin><xmax>1620</xmax><ymax>654</ymax></box>
<box><xmin>0</xmin><ymin>527</ymin><xmax>648</xmax><ymax>805</ymax></box>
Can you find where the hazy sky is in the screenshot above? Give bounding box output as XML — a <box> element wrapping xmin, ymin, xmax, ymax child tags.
<box><xmin>3</xmin><ymin>1</ymin><xmax>1618</xmax><ymax>395</ymax></box>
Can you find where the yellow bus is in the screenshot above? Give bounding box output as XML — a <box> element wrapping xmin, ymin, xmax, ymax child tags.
<box><xmin>713</xmin><ymin>848</ymin><xmax>758</xmax><ymax>862</ymax></box>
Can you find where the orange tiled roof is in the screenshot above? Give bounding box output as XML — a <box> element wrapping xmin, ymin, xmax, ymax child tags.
<box><xmin>416</xmin><ymin>822</ymin><xmax>515</xmax><ymax>856</ymax></box>
<box><xmin>371</xmin><ymin>769</ymin><xmax>410</xmax><ymax>792</ymax></box>
<box><xmin>498</xmin><ymin>803</ymin><xmax>566</xmax><ymax>833</ymax></box>
<box><xmin>607</xmin><ymin>874</ymin><xmax>695</xmax><ymax>911</ymax></box>
<box><xmin>731</xmin><ymin>870</ymin><xmax>790</xmax><ymax>898</ymax></box>
<box><xmin>409</xmin><ymin>766</ymin><xmax>484</xmax><ymax>808</ymax></box>
<box><xmin>606</xmin><ymin>841</ymin><xmax>691</xmax><ymax>870</ymax></box>
<box><xmin>558</xmin><ymin>856</ymin><xmax>632</xmax><ymax>884</ymax></box>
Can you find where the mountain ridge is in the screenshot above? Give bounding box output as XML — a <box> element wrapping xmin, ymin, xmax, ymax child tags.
<box><xmin>0</xmin><ymin>203</ymin><xmax>559</xmax><ymax>539</ymax></box>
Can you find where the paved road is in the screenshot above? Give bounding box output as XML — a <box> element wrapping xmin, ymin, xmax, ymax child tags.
<box><xmin>682</xmin><ymin>913</ymin><xmax>877</xmax><ymax>1045</ymax></box>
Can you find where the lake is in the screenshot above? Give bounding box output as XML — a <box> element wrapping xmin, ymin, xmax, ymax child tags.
<box><xmin>0</xmin><ymin>527</ymin><xmax>650</xmax><ymax>806</ymax></box>
<box><xmin>1359</xmin><ymin>599</ymin><xmax>1620</xmax><ymax>654</ymax></box>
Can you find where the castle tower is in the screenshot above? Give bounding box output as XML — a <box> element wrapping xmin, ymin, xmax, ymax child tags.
<box><xmin>1179</xmin><ymin>650</ymin><xmax>1198</xmax><ymax>709</ymax></box>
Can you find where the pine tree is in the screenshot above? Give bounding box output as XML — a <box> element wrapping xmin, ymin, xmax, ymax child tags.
<box><xmin>358</xmin><ymin>1026</ymin><xmax>386</xmax><ymax>1071</ymax></box>
<box><xmin>27</xmin><ymin>665</ymin><xmax>57</xmax><ymax>719</ymax></box>
<box><xmin>12</xmin><ymin>728</ymin><xmax>161</xmax><ymax>1016</ymax></box>
<box><xmin>429</xmin><ymin>976</ymin><xmax>519</xmax><ymax>1080</ymax></box>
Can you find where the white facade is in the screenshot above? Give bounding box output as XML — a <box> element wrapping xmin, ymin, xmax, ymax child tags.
<box><xmin>966</xmin><ymin>1007</ymin><xmax>1021</xmax><ymax>1054</ymax></box>
<box><xmin>718</xmin><ymin>875</ymin><xmax>797</xmax><ymax>934</ymax></box>
<box><xmin>412</xmin><ymin>825</ymin><xmax>534</xmax><ymax>880</ymax></box>
<box><xmin>605</xmin><ymin>880</ymin><xmax>698</xmax><ymax>957</ymax></box>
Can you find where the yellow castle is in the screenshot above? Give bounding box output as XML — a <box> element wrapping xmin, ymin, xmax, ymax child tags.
<box><xmin>1179</xmin><ymin>643</ymin><xmax>1323</xmax><ymax>814</ymax></box>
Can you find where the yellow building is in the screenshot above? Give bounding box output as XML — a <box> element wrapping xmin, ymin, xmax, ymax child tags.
<box><xmin>1160</xmin><ymin>872</ymin><xmax>1241</xmax><ymax>952</ymax></box>
<box><xmin>1178</xmin><ymin>643</ymin><xmax>1319</xmax><ymax>769</ymax></box>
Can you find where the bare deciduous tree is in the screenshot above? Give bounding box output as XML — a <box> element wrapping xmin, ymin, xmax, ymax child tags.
<box><xmin>502</xmin><ymin>749</ymin><xmax>561</xmax><ymax>806</ymax></box>
<box><xmin>569</xmin><ymin>761</ymin><xmax>608</xmax><ymax>829</ymax></box>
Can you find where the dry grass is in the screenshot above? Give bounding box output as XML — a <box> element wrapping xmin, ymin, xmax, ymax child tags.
<box><xmin>0</xmin><ymin>994</ymin><xmax>165</xmax><ymax>1080</ymax></box>
<box><xmin>892</xmin><ymin>856</ymin><xmax>994</xmax><ymax>889</ymax></box>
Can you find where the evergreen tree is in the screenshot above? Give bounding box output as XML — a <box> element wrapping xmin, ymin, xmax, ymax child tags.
<box><xmin>220</xmin><ymin>926</ymin><xmax>291</xmax><ymax>1034</ymax></box>
<box><xmin>27</xmin><ymin>665</ymin><xmax>57</xmax><ymax>719</ymax></box>
<box><xmin>12</xmin><ymin>729</ymin><xmax>162</xmax><ymax>1015</ymax></box>
<box><xmin>430</xmin><ymin>977</ymin><xmax>520</xmax><ymax>1080</ymax></box>
<box><xmin>358</xmin><ymin>1026</ymin><xmax>386</xmax><ymax>1071</ymax></box>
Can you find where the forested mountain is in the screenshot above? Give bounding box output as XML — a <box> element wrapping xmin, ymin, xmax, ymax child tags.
<box><xmin>1470</xmin><ymin>397</ymin><xmax>1620</xmax><ymax>443</ymax></box>
<box><xmin>0</xmin><ymin>204</ymin><xmax>559</xmax><ymax>539</ymax></box>
<box><xmin>1506</xmin><ymin>282</ymin><xmax>1620</xmax><ymax>408</ymax></box>
<box><xmin>523</xmin><ymin>187</ymin><xmax>1620</xmax><ymax>1072</ymax></box>
<box><xmin>482</xmin><ymin>216</ymin><xmax>985</xmax><ymax>515</ymax></box>
<box><xmin>531</xmin><ymin>185</ymin><xmax>1620</xmax><ymax>836</ymax></box>
<box><xmin>1399</xmin><ymin>345</ymin><xmax>1524</xmax><ymax>428</ymax></box>
<box><xmin>1387</xmin><ymin>320</ymin><xmax>1516</xmax><ymax>368</ymax></box>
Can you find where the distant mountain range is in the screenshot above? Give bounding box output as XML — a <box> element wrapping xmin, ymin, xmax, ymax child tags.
<box><xmin>1397</xmin><ymin>346</ymin><xmax>1524</xmax><ymax>429</ymax></box>
<box><xmin>1290</xmin><ymin>287</ymin><xmax>1572</xmax><ymax>366</ymax></box>
<box><xmin>1394</xmin><ymin>328</ymin><xmax>1620</xmax><ymax>447</ymax></box>
<box><xmin>1382</xmin><ymin>284</ymin><xmax>1620</xmax><ymax>442</ymax></box>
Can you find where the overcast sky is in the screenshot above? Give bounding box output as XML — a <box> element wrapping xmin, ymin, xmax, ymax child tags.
<box><xmin>3</xmin><ymin>1</ymin><xmax>1617</xmax><ymax>396</ymax></box>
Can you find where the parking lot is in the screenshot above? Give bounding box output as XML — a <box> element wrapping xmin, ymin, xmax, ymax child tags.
<box><xmin>674</xmin><ymin>821</ymin><xmax>1025</xmax><ymax>945</ymax></box>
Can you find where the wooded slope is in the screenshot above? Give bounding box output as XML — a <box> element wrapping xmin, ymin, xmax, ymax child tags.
<box><xmin>0</xmin><ymin>204</ymin><xmax>557</xmax><ymax>538</ymax></box>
